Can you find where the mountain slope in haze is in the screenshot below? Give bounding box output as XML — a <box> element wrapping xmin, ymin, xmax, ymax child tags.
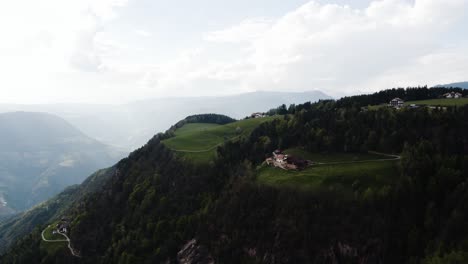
<box><xmin>0</xmin><ymin>112</ymin><xmax>123</xmax><ymax>214</ymax></box>
<box><xmin>0</xmin><ymin>90</ymin><xmax>331</xmax><ymax>150</ymax></box>
<box><xmin>436</xmin><ymin>81</ymin><xmax>468</xmax><ymax>89</ymax></box>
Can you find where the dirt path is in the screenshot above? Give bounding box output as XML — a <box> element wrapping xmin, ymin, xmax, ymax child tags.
<box><xmin>58</xmin><ymin>231</ymin><xmax>80</xmax><ymax>257</ymax></box>
<box><xmin>41</xmin><ymin>225</ymin><xmax>80</xmax><ymax>257</ymax></box>
<box><xmin>41</xmin><ymin>227</ymin><xmax>67</xmax><ymax>242</ymax></box>
<box><xmin>314</xmin><ymin>151</ymin><xmax>401</xmax><ymax>166</ymax></box>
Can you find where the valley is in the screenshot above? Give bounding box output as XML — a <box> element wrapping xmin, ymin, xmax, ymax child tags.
<box><xmin>0</xmin><ymin>112</ymin><xmax>124</xmax><ymax>213</ymax></box>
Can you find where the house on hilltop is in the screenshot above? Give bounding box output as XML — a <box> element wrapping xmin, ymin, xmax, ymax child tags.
<box><xmin>389</xmin><ymin>98</ymin><xmax>404</xmax><ymax>108</ymax></box>
<box><xmin>251</xmin><ymin>112</ymin><xmax>266</xmax><ymax>118</ymax></box>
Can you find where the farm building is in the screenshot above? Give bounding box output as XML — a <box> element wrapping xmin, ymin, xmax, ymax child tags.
<box><xmin>389</xmin><ymin>98</ymin><xmax>404</xmax><ymax>108</ymax></box>
<box><xmin>266</xmin><ymin>149</ymin><xmax>310</xmax><ymax>170</ymax></box>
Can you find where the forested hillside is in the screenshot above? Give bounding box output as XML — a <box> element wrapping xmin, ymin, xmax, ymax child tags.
<box><xmin>1</xmin><ymin>87</ymin><xmax>467</xmax><ymax>263</ymax></box>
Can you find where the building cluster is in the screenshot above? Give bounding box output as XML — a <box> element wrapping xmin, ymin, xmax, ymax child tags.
<box><xmin>266</xmin><ymin>149</ymin><xmax>311</xmax><ymax>170</ymax></box>
<box><xmin>389</xmin><ymin>91</ymin><xmax>465</xmax><ymax>109</ymax></box>
<box><xmin>55</xmin><ymin>217</ymin><xmax>70</xmax><ymax>234</ymax></box>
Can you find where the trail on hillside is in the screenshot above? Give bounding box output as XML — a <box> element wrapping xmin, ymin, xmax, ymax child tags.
<box><xmin>41</xmin><ymin>225</ymin><xmax>80</xmax><ymax>257</ymax></box>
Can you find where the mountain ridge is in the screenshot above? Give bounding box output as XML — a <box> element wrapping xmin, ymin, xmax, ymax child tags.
<box><xmin>0</xmin><ymin>90</ymin><xmax>332</xmax><ymax>150</ymax></box>
<box><xmin>435</xmin><ymin>81</ymin><xmax>468</xmax><ymax>89</ymax></box>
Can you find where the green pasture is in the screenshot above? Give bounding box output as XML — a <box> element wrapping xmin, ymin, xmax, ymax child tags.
<box><xmin>257</xmin><ymin>149</ymin><xmax>400</xmax><ymax>193</ymax></box>
<box><xmin>163</xmin><ymin>116</ymin><xmax>277</xmax><ymax>163</ymax></box>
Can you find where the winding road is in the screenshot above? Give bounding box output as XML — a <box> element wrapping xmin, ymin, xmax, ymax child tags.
<box><xmin>41</xmin><ymin>225</ymin><xmax>80</xmax><ymax>257</ymax></box>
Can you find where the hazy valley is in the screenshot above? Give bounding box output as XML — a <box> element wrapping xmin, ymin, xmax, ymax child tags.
<box><xmin>0</xmin><ymin>112</ymin><xmax>123</xmax><ymax>214</ymax></box>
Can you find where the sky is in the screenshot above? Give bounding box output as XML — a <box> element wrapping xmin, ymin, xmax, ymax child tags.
<box><xmin>0</xmin><ymin>0</ymin><xmax>467</xmax><ymax>103</ymax></box>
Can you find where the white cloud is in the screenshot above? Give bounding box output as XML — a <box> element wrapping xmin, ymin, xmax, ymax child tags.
<box><xmin>203</xmin><ymin>18</ymin><xmax>272</xmax><ymax>43</ymax></box>
<box><xmin>0</xmin><ymin>0</ymin><xmax>467</xmax><ymax>103</ymax></box>
<box><xmin>146</xmin><ymin>0</ymin><xmax>468</xmax><ymax>98</ymax></box>
<box><xmin>135</xmin><ymin>30</ymin><xmax>153</xmax><ymax>37</ymax></box>
<box><xmin>0</xmin><ymin>0</ymin><xmax>131</xmax><ymax>103</ymax></box>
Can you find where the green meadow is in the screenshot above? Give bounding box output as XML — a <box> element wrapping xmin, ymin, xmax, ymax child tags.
<box><xmin>163</xmin><ymin>116</ymin><xmax>278</xmax><ymax>163</ymax></box>
<box><xmin>257</xmin><ymin>149</ymin><xmax>399</xmax><ymax>193</ymax></box>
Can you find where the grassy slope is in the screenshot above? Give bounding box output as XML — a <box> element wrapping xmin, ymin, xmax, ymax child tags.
<box><xmin>405</xmin><ymin>98</ymin><xmax>468</xmax><ymax>106</ymax></box>
<box><xmin>257</xmin><ymin>149</ymin><xmax>400</xmax><ymax>193</ymax></box>
<box><xmin>163</xmin><ymin>117</ymin><xmax>277</xmax><ymax>163</ymax></box>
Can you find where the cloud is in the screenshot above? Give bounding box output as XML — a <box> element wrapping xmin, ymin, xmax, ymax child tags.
<box><xmin>143</xmin><ymin>0</ymin><xmax>468</xmax><ymax>98</ymax></box>
<box><xmin>0</xmin><ymin>0</ymin><xmax>131</xmax><ymax>102</ymax></box>
<box><xmin>1</xmin><ymin>0</ymin><xmax>468</xmax><ymax>103</ymax></box>
<box><xmin>203</xmin><ymin>18</ymin><xmax>272</xmax><ymax>43</ymax></box>
<box><xmin>135</xmin><ymin>30</ymin><xmax>153</xmax><ymax>37</ymax></box>
<box><xmin>0</xmin><ymin>0</ymin><xmax>128</xmax><ymax>73</ymax></box>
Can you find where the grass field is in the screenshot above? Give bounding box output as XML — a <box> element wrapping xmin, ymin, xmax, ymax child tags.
<box><xmin>163</xmin><ymin>116</ymin><xmax>278</xmax><ymax>163</ymax></box>
<box><xmin>257</xmin><ymin>150</ymin><xmax>400</xmax><ymax>193</ymax></box>
<box><xmin>405</xmin><ymin>98</ymin><xmax>468</xmax><ymax>106</ymax></box>
<box><xmin>257</xmin><ymin>160</ymin><xmax>399</xmax><ymax>192</ymax></box>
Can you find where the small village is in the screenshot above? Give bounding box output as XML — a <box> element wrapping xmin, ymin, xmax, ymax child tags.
<box><xmin>266</xmin><ymin>149</ymin><xmax>312</xmax><ymax>170</ymax></box>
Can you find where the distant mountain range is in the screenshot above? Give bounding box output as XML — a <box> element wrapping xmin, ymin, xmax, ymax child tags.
<box><xmin>435</xmin><ymin>81</ymin><xmax>468</xmax><ymax>89</ymax></box>
<box><xmin>0</xmin><ymin>112</ymin><xmax>123</xmax><ymax>215</ymax></box>
<box><xmin>0</xmin><ymin>90</ymin><xmax>332</xmax><ymax>150</ymax></box>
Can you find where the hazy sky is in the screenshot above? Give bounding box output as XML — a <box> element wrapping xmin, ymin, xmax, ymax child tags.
<box><xmin>0</xmin><ymin>0</ymin><xmax>467</xmax><ymax>103</ymax></box>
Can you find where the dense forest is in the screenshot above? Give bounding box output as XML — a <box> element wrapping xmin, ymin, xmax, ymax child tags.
<box><xmin>1</xmin><ymin>87</ymin><xmax>468</xmax><ymax>263</ymax></box>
